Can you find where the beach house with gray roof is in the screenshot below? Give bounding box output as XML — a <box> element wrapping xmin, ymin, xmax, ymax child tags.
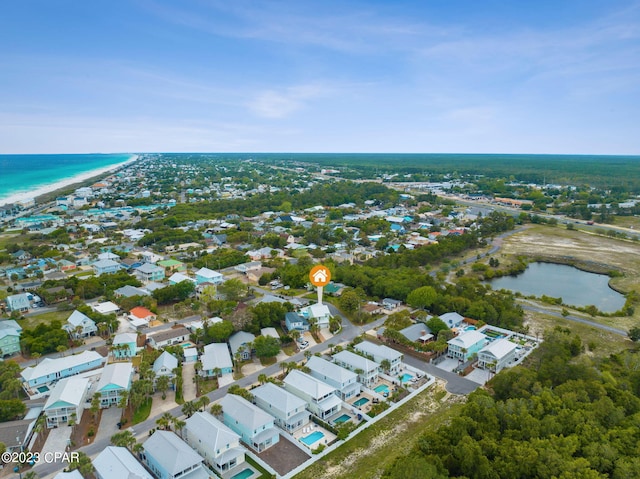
<box><xmin>229</xmin><ymin>331</ymin><xmax>255</xmax><ymax>360</ymax></box>
<box><xmin>253</xmin><ymin>382</ymin><xmax>310</xmax><ymax>433</ymax></box>
<box><xmin>219</xmin><ymin>394</ymin><xmax>279</xmax><ymax>452</ymax></box>
<box><xmin>143</xmin><ymin>431</ymin><xmax>208</xmax><ymax>479</ymax></box>
<box><xmin>306</xmin><ymin>356</ymin><xmax>360</xmax><ymax>400</ymax></box>
<box><xmin>93</xmin><ymin>446</ymin><xmax>153</xmax><ymax>479</ymax></box>
<box><xmin>284</xmin><ymin>370</ymin><xmax>342</xmax><ymax>420</ymax></box>
<box><xmin>477</xmin><ymin>338</ymin><xmax>518</xmax><ymax>373</ymax></box>
<box><xmin>200</xmin><ymin>343</ymin><xmax>233</xmax><ymax>377</ymax></box>
<box><xmin>354</xmin><ymin>341</ymin><xmax>403</xmax><ymax>374</ymax></box>
<box><xmin>183</xmin><ymin>412</ymin><xmax>246</xmax><ymax>475</ymax></box>
<box><xmin>62</xmin><ymin>310</ymin><xmax>97</xmax><ymax>338</ymax></box>
<box><xmin>153</xmin><ymin>351</ymin><xmax>178</xmax><ymax>380</ymax></box>
<box><xmin>43</xmin><ymin>376</ymin><xmax>89</xmax><ymax>428</ymax></box>
<box><xmin>333</xmin><ymin>350</ymin><xmax>380</xmax><ymax>388</ymax></box>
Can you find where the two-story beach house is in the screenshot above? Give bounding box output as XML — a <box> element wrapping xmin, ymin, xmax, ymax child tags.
<box><xmin>20</xmin><ymin>350</ymin><xmax>104</xmax><ymax>396</ymax></box>
<box><xmin>112</xmin><ymin>333</ymin><xmax>138</xmax><ymax>359</ymax></box>
<box><xmin>153</xmin><ymin>351</ymin><xmax>178</xmax><ymax>383</ymax></box>
<box><xmin>200</xmin><ymin>343</ymin><xmax>233</xmax><ymax>378</ymax></box>
<box><xmin>92</xmin><ymin>259</ymin><xmax>121</xmax><ymax>276</ymax></box>
<box><xmin>447</xmin><ymin>330</ymin><xmax>488</xmax><ymax>361</ymax></box>
<box><xmin>333</xmin><ymin>350</ymin><xmax>380</xmax><ymax>388</ymax></box>
<box><xmin>5</xmin><ymin>293</ymin><xmax>30</xmax><ymax>313</ymax></box>
<box><xmin>142</xmin><ymin>431</ymin><xmax>208</xmax><ymax>479</ymax></box>
<box><xmin>219</xmin><ymin>394</ymin><xmax>280</xmax><ymax>452</ymax></box>
<box><xmin>62</xmin><ymin>310</ymin><xmax>97</xmax><ymax>339</ymax></box>
<box><xmin>229</xmin><ymin>331</ymin><xmax>255</xmax><ymax>361</ymax></box>
<box><xmin>0</xmin><ymin>320</ymin><xmax>22</xmax><ymax>357</ymax></box>
<box><xmin>252</xmin><ymin>382</ymin><xmax>311</xmax><ymax>433</ymax></box>
<box><xmin>93</xmin><ymin>446</ymin><xmax>153</xmax><ymax>479</ymax></box>
<box><xmin>283</xmin><ymin>370</ymin><xmax>342</xmax><ymax>420</ymax></box>
<box><xmin>284</xmin><ymin>312</ymin><xmax>309</xmax><ymax>332</ymax></box>
<box><xmin>43</xmin><ymin>376</ymin><xmax>89</xmax><ymax>428</ymax></box>
<box><xmin>354</xmin><ymin>341</ymin><xmax>403</xmax><ymax>375</ymax></box>
<box><xmin>477</xmin><ymin>338</ymin><xmax>518</xmax><ymax>373</ymax></box>
<box><xmin>183</xmin><ymin>412</ymin><xmax>246</xmax><ymax>475</ymax></box>
<box><xmin>306</xmin><ymin>356</ymin><xmax>360</xmax><ymax>400</ymax></box>
<box><xmin>134</xmin><ymin>263</ymin><xmax>166</xmax><ymax>283</ymax></box>
<box><xmin>195</xmin><ymin>267</ymin><xmax>224</xmax><ymax>285</ymax></box>
<box><xmin>96</xmin><ymin>362</ymin><xmax>133</xmax><ymax>408</ymax></box>
<box><xmin>300</xmin><ymin>303</ymin><xmax>331</xmax><ymax>329</ymax></box>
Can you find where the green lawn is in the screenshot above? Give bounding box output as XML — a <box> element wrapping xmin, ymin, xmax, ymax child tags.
<box><xmin>132</xmin><ymin>397</ymin><xmax>152</xmax><ymax>425</ymax></box>
<box><xmin>197</xmin><ymin>377</ymin><xmax>218</xmax><ymax>396</ymax></box>
<box><xmin>19</xmin><ymin>310</ymin><xmax>71</xmax><ymax>329</ymax></box>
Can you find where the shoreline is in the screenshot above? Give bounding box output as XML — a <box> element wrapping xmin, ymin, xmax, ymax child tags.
<box><xmin>0</xmin><ymin>155</ymin><xmax>139</xmax><ymax>207</ymax></box>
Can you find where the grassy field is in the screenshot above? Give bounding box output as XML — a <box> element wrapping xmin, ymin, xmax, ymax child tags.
<box><xmin>132</xmin><ymin>397</ymin><xmax>152</xmax><ymax>425</ymax></box>
<box><xmin>19</xmin><ymin>310</ymin><xmax>71</xmax><ymax>329</ymax></box>
<box><xmin>293</xmin><ymin>382</ymin><xmax>464</xmax><ymax>479</ymax></box>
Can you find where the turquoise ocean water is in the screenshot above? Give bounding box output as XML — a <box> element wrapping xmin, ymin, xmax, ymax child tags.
<box><xmin>0</xmin><ymin>153</ymin><xmax>135</xmax><ymax>203</ymax></box>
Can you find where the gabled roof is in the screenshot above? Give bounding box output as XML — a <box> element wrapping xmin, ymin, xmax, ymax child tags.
<box><xmin>93</xmin><ymin>259</ymin><xmax>121</xmax><ymax>269</ymax></box>
<box><xmin>284</xmin><ymin>369</ymin><xmax>336</xmax><ymax>400</ymax></box>
<box><xmin>229</xmin><ymin>331</ymin><xmax>255</xmax><ymax>355</ymax></box>
<box><xmin>440</xmin><ymin>312</ymin><xmax>465</xmax><ymax>327</ymax></box>
<box><xmin>201</xmin><ymin>343</ymin><xmax>232</xmax><ymax>371</ymax></box>
<box><xmin>93</xmin><ymin>446</ymin><xmax>153</xmax><ymax>479</ymax></box>
<box><xmin>44</xmin><ymin>376</ymin><xmax>89</xmax><ymax>410</ymax></box>
<box><xmin>306</xmin><ymin>356</ymin><xmax>357</xmax><ymax>384</ymax></box>
<box><xmin>185</xmin><ymin>412</ymin><xmax>241</xmax><ymax>453</ymax></box>
<box><xmin>285</xmin><ymin>312</ymin><xmax>308</xmax><ymax>325</ymax></box>
<box><xmin>220</xmin><ymin>394</ymin><xmax>275</xmax><ymax>431</ymax></box>
<box><xmin>149</xmin><ymin>327</ymin><xmax>189</xmax><ymax>344</ymax></box>
<box><xmin>253</xmin><ymin>382</ymin><xmax>307</xmax><ymax>413</ymax></box>
<box><xmin>114</xmin><ymin>332</ymin><xmax>137</xmax><ymax>345</ymax></box>
<box><xmin>195</xmin><ymin>267</ymin><xmax>223</xmax><ymax>279</ymax></box>
<box><xmin>354</xmin><ymin>341</ymin><xmax>402</xmax><ymax>362</ymax></box>
<box><xmin>114</xmin><ymin>285</ymin><xmax>151</xmax><ymax>297</ymax></box>
<box><xmin>333</xmin><ymin>350</ymin><xmax>380</xmax><ymax>373</ymax></box>
<box><xmin>144</xmin><ymin>431</ymin><xmax>204</xmax><ymax>475</ymax></box>
<box><xmin>66</xmin><ymin>310</ymin><xmax>95</xmax><ymax>328</ymax></box>
<box><xmin>21</xmin><ymin>350</ymin><xmax>104</xmax><ymax>382</ymax></box>
<box><xmin>399</xmin><ymin>323</ymin><xmax>432</xmax><ymax>342</ymax></box>
<box><xmin>307</xmin><ymin>303</ymin><xmax>331</xmax><ymax>319</ymax></box>
<box><xmin>134</xmin><ymin>263</ymin><xmax>164</xmax><ymax>274</ymax></box>
<box><xmin>448</xmin><ymin>330</ymin><xmax>487</xmax><ymax>348</ymax></box>
<box><xmin>97</xmin><ymin>363</ymin><xmax>133</xmax><ymax>391</ymax></box>
<box><xmin>479</xmin><ymin>338</ymin><xmax>518</xmax><ymax>360</ymax></box>
<box><xmin>169</xmin><ymin>272</ymin><xmax>194</xmax><ymax>283</ymax></box>
<box><xmin>153</xmin><ymin>351</ymin><xmax>178</xmax><ymax>373</ymax></box>
<box><xmin>53</xmin><ymin>471</ymin><xmax>84</xmax><ymax>479</ymax></box>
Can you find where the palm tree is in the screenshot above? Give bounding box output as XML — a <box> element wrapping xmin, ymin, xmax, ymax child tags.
<box><xmin>31</xmin><ymin>352</ymin><xmax>41</xmax><ymax>365</ymax></box>
<box><xmin>258</xmin><ymin>373</ymin><xmax>267</xmax><ymax>385</ymax></box>
<box><xmin>98</xmin><ymin>322</ymin><xmax>109</xmax><ymax>338</ymax></box>
<box><xmin>132</xmin><ymin>442</ymin><xmax>144</xmax><ymax>457</ymax></box>
<box><xmin>289</xmin><ymin>329</ymin><xmax>301</xmax><ymax>343</ymax></box>
<box><xmin>209</xmin><ymin>403</ymin><xmax>223</xmax><ymax>418</ymax></box>
<box><xmin>91</xmin><ymin>393</ymin><xmax>101</xmax><ymax>421</ymax></box>
<box><xmin>156</xmin><ymin>412</ymin><xmax>173</xmax><ymax>430</ymax></box>
<box><xmin>198</xmin><ymin>396</ymin><xmax>210</xmax><ymax>411</ymax></box>
<box><xmin>380</xmin><ymin>359</ymin><xmax>391</xmax><ymax>373</ymax></box>
<box><xmin>181</xmin><ymin>400</ymin><xmax>197</xmax><ymax>418</ymax></box>
<box><xmin>56</xmin><ymin>345</ymin><xmax>68</xmax><ymax>357</ymax></box>
<box><xmin>156</xmin><ymin>375</ymin><xmax>170</xmax><ymax>399</ymax></box>
<box><xmin>172</xmin><ymin>418</ymin><xmax>186</xmax><ymax>438</ymax></box>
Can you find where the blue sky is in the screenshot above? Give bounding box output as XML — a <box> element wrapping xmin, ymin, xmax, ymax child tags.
<box><xmin>1</xmin><ymin>0</ymin><xmax>639</xmax><ymax>154</ymax></box>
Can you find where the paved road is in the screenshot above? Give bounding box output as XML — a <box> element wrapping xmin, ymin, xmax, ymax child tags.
<box><xmin>520</xmin><ymin>303</ymin><xmax>627</xmax><ymax>336</ymax></box>
<box><xmin>402</xmin><ymin>355</ymin><xmax>479</xmax><ymax>395</ymax></box>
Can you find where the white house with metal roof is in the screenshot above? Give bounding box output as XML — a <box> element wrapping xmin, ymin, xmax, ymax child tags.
<box><xmin>332</xmin><ymin>350</ymin><xmax>380</xmax><ymax>388</ymax></box>
<box><xmin>0</xmin><ymin>320</ymin><xmax>22</xmax><ymax>357</ymax></box>
<box><xmin>54</xmin><ymin>471</ymin><xmax>84</xmax><ymax>479</ymax></box>
<box><xmin>43</xmin><ymin>376</ymin><xmax>89</xmax><ymax>428</ymax></box>
<box><xmin>62</xmin><ymin>310</ymin><xmax>97</xmax><ymax>338</ymax></box>
<box><xmin>300</xmin><ymin>303</ymin><xmax>331</xmax><ymax>328</ymax></box>
<box><xmin>142</xmin><ymin>431</ymin><xmax>208</xmax><ymax>479</ymax></box>
<box><xmin>153</xmin><ymin>351</ymin><xmax>178</xmax><ymax>381</ymax></box>
<box><xmin>477</xmin><ymin>338</ymin><xmax>518</xmax><ymax>373</ymax></box>
<box><xmin>447</xmin><ymin>330</ymin><xmax>488</xmax><ymax>361</ymax></box>
<box><xmin>195</xmin><ymin>267</ymin><xmax>224</xmax><ymax>285</ymax></box>
<box><xmin>306</xmin><ymin>356</ymin><xmax>360</xmax><ymax>400</ymax></box>
<box><xmin>219</xmin><ymin>394</ymin><xmax>279</xmax><ymax>452</ymax></box>
<box><xmin>354</xmin><ymin>341</ymin><xmax>403</xmax><ymax>375</ymax></box>
<box><xmin>20</xmin><ymin>350</ymin><xmax>105</xmax><ymax>394</ymax></box>
<box><xmin>96</xmin><ymin>362</ymin><xmax>133</xmax><ymax>408</ymax></box>
<box><xmin>183</xmin><ymin>411</ymin><xmax>246</xmax><ymax>475</ymax></box>
<box><xmin>5</xmin><ymin>293</ymin><xmax>30</xmax><ymax>312</ymax></box>
<box><xmin>252</xmin><ymin>382</ymin><xmax>310</xmax><ymax>433</ymax></box>
<box><xmin>283</xmin><ymin>370</ymin><xmax>342</xmax><ymax>420</ymax></box>
<box><xmin>199</xmin><ymin>343</ymin><xmax>233</xmax><ymax>377</ymax></box>
<box><xmin>93</xmin><ymin>446</ymin><xmax>153</xmax><ymax>479</ymax></box>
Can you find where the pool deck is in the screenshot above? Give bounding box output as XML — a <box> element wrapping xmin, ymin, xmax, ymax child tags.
<box><xmin>220</xmin><ymin>463</ymin><xmax>260</xmax><ymax>479</ymax></box>
<box><xmin>292</xmin><ymin>422</ymin><xmax>337</xmax><ymax>450</ymax></box>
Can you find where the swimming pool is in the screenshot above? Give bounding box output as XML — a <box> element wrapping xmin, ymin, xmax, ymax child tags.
<box><xmin>301</xmin><ymin>430</ymin><xmax>325</xmax><ymax>446</ymax></box>
<box><xmin>400</xmin><ymin>373</ymin><xmax>414</xmax><ymax>383</ymax></box>
<box><xmin>464</xmin><ymin>326</ymin><xmax>476</xmax><ymax>331</ymax></box>
<box><xmin>180</xmin><ymin>342</ymin><xmax>195</xmax><ymax>348</ymax></box>
<box><xmin>231</xmin><ymin>468</ymin><xmax>254</xmax><ymax>479</ymax></box>
<box><xmin>354</xmin><ymin>397</ymin><xmax>370</xmax><ymax>407</ymax></box>
<box><xmin>334</xmin><ymin>414</ymin><xmax>351</xmax><ymax>424</ymax></box>
<box><xmin>37</xmin><ymin>385</ymin><xmax>50</xmax><ymax>393</ymax></box>
<box><xmin>374</xmin><ymin>384</ymin><xmax>390</xmax><ymax>394</ymax></box>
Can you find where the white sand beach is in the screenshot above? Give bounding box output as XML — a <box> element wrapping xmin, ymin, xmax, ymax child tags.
<box><xmin>0</xmin><ymin>155</ymin><xmax>139</xmax><ymax>207</ymax></box>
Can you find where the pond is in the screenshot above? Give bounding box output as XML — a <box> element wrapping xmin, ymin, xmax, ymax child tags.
<box><xmin>487</xmin><ymin>262</ymin><xmax>626</xmax><ymax>313</ymax></box>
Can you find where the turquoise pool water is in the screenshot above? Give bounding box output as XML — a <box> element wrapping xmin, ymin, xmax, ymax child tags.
<box><xmin>231</xmin><ymin>468</ymin><xmax>253</xmax><ymax>479</ymax></box>
<box><xmin>354</xmin><ymin>397</ymin><xmax>370</xmax><ymax>407</ymax></box>
<box><xmin>301</xmin><ymin>431</ymin><xmax>325</xmax><ymax>446</ymax></box>
<box><xmin>400</xmin><ymin>373</ymin><xmax>414</xmax><ymax>383</ymax></box>
<box><xmin>180</xmin><ymin>342</ymin><xmax>195</xmax><ymax>348</ymax></box>
<box><xmin>37</xmin><ymin>385</ymin><xmax>49</xmax><ymax>393</ymax></box>
<box><xmin>465</xmin><ymin>326</ymin><xmax>476</xmax><ymax>331</ymax></box>
<box><xmin>374</xmin><ymin>384</ymin><xmax>390</xmax><ymax>394</ymax></box>
<box><xmin>334</xmin><ymin>414</ymin><xmax>351</xmax><ymax>424</ymax></box>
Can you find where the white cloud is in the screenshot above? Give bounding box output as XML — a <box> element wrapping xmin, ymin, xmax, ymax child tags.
<box><xmin>248</xmin><ymin>84</ymin><xmax>330</xmax><ymax>119</ymax></box>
